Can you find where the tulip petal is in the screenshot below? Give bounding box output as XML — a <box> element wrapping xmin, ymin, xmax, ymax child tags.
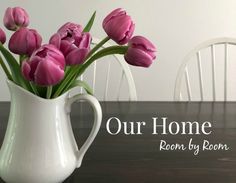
<box><xmin>58</xmin><ymin>22</ymin><xmax>83</xmax><ymax>38</ymax></box>
<box><xmin>130</xmin><ymin>36</ymin><xmax>156</xmax><ymax>53</ymax></box>
<box><xmin>0</xmin><ymin>28</ymin><xmax>6</xmax><ymax>44</ymax></box>
<box><xmin>14</xmin><ymin>7</ymin><xmax>29</xmax><ymax>27</ymax></box>
<box><xmin>125</xmin><ymin>48</ymin><xmax>153</xmax><ymax>68</ymax></box>
<box><xmin>21</xmin><ymin>61</ymin><xmax>32</xmax><ymax>81</ymax></box>
<box><xmin>3</xmin><ymin>8</ymin><xmax>16</xmax><ymax>30</ymax></box>
<box><xmin>26</xmin><ymin>30</ymin><xmax>37</xmax><ymax>55</ymax></box>
<box><xmin>49</xmin><ymin>33</ymin><xmax>61</xmax><ymax>49</ymax></box>
<box><xmin>66</xmin><ymin>48</ymin><xmax>89</xmax><ymax>65</ymax></box>
<box><xmin>60</xmin><ymin>40</ymin><xmax>74</xmax><ymax>56</ymax></box>
<box><xmin>28</xmin><ymin>57</ymin><xmax>41</xmax><ymax>79</ymax></box>
<box><xmin>113</xmin><ymin>16</ymin><xmax>132</xmax><ymax>41</ymax></box>
<box><xmin>76</xmin><ymin>32</ymin><xmax>92</xmax><ymax>48</ymax></box>
<box><xmin>34</xmin><ymin>59</ymin><xmax>64</xmax><ymax>86</ymax></box>
<box><xmin>46</xmin><ymin>47</ymin><xmax>65</xmax><ymax>69</ymax></box>
<box><xmin>119</xmin><ymin>22</ymin><xmax>135</xmax><ymax>45</ymax></box>
<box><xmin>31</xmin><ymin>29</ymin><xmax>42</xmax><ymax>50</ymax></box>
<box><xmin>9</xmin><ymin>28</ymin><xmax>28</xmax><ymax>54</ymax></box>
<box><xmin>102</xmin><ymin>8</ymin><xmax>126</xmax><ymax>28</ymax></box>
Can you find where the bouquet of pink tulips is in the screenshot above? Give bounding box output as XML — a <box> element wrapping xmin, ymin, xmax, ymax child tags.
<box><xmin>0</xmin><ymin>7</ymin><xmax>156</xmax><ymax>99</ymax></box>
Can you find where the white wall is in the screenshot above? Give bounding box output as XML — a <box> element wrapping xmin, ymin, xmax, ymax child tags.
<box><xmin>1</xmin><ymin>0</ymin><xmax>236</xmax><ymax>101</ymax></box>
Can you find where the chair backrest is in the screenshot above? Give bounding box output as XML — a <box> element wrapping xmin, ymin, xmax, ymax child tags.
<box><xmin>174</xmin><ymin>37</ymin><xmax>236</xmax><ymax>101</ymax></box>
<box><xmin>79</xmin><ymin>38</ymin><xmax>137</xmax><ymax>101</ymax></box>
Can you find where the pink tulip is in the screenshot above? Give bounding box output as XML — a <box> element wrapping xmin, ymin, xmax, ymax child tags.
<box><xmin>103</xmin><ymin>8</ymin><xmax>135</xmax><ymax>45</ymax></box>
<box><xmin>3</xmin><ymin>7</ymin><xmax>29</xmax><ymax>31</ymax></box>
<box><xmin>125</xmin><ymin>36</ymin><xmax>156</xmax><ymax>68</ymax></box>
<box><xmin>49</xmin><ymin>22</ymin><xmax>91</xmax><ymax>65</ymax></box>
<box><xmin>9</xmin><ymin>28</ymin><xmax>42</xmax><ymax>56</ymax></box>
<box><xmin>21</xmin><ymin>44</ymin><xmax>65</xmax><ymax>86</ymax></box>
<box><xmin>0</xmin><ymin>28</ymin><xmax>6</xmax><ymax>44</ymax></box>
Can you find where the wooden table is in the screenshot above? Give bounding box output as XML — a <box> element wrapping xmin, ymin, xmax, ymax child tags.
<box><xmin>0</xmin><ymin>102</ymin><xmax>236</xmax><ymax>183</ymax></box>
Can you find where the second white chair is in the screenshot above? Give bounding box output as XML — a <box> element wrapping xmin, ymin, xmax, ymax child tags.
<box><xmin>174</xmin><ymin>37</ymin><xmax>236</xmax><ymax>101</ymax></box>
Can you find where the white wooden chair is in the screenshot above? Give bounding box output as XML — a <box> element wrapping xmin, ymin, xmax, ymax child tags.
<box><xmin>79</xmin><ymin>38</ymin><xmax>137</xmax><ymax>101</ymax></box>
<box><xmin>174</xmin><ymin>37</ymin><xmax>236</xmax><ymax>101</ymax></box>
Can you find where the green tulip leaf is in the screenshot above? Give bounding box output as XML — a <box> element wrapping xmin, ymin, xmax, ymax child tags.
<box><xmin>0</xmin><ymin>44</ymin><xmax>20</xmax><ymax>82</ymax></box>
<box><xmin>83</xmin><ymin>11</ymin><xmax>96</xmax><ymax>32</ymax></box>
<box><xmin>0</xmin><ymin>43</ymin><xmax>31</xmax><ymax>90</ymax></box>
<box><xmin>71</xmin><ymin>80</ymin><xmax>93</xmax><ymax>95</ymax></box>
<box><xmin>0</xmin><ymin>55</ymin><xmax>12</xmax><ymax>80</ymax></box>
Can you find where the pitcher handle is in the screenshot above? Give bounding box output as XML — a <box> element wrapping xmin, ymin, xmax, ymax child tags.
<box><xmin>66</xmin><ymin>94</ymin><xmax>102</xmax><ymax>168</ymax></box>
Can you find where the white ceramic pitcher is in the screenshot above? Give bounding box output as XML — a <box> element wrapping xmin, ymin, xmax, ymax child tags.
<box><xmin>0</xmin><ymin>80</ymin><xmax>102</xmax><ymax>183</ymax></box>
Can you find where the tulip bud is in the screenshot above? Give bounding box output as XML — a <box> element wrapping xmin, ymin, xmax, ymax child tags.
<box><xmin>3</xmin><ymin>7</ymin><xmax>29</xmax><ymax>31</ymax></box>
<box><xmin>21</xmin><ymin>44</ymin><xmax>65</xmax><ymax>86</ymax></box>
<box><xmin>49</xmin><ymin>22</ymin><xmax>91</xmax><ymax>65</ymax></box>
<box><xmin>103</xmin><ymin>8</ymin><xmax>135</xmax><ymax>45</ymax></box>
<box><xmin>125</xmin><ymin>36</ymin><xmax>156</xmax><ymax>67</ymax></box>
<box><xmin>9</xmin><ymin>28</ymin><xmax>42</xmax><ymax>56</ymax></box>
<box><xmin>0</xmin><ymin>28</ymin><xmax>6</xmax><ymax>44</ymax></box>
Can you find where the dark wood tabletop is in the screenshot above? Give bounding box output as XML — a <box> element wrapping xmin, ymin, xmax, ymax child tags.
<box><xmin>0</xmin><ymin>102</ymin><xmax>236</xmax><ymax>183</ymax></box>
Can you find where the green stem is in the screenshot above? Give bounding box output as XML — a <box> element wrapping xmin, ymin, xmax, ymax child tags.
<box><xmin>52</xmin><ymin>65</ymin><xmax>81</xmax><ymax>98</ymax></box>
<box><xmin>0</xmin><ymin>55</ymin><xmax>12</xmax><ymax>80</ymax></box>
<box><xmin>88</xmin><ymin>36</ymin><xmax>110</xmax><ymax>59</ymax></box>
<box><xmin>52</xmin><ymin>46</ymin><xmax>128</xmax><ymax>98</ymax></box>
<box><xmin>19</xmin><ymin>55</ymin><xmax>28</xmax><ymax>66</ymax></box>
<box><xmin>79</xmin><ymin>46</ymin><xmax>128</xmax><ymax>75</ymax></box>
<box><xmin>66</xmin><ymin>46</ymin><xmax>128</xmax><ymax>92</ymax></box>
<box><xmin>30</xmin><ymin>82</ymin><xmax>39</xmax><ymax>95</ymax></box>
<box><xmin>46</xmin><ymin>86</ymin><xmax>53</xmax><ymax>99</ymax></box>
